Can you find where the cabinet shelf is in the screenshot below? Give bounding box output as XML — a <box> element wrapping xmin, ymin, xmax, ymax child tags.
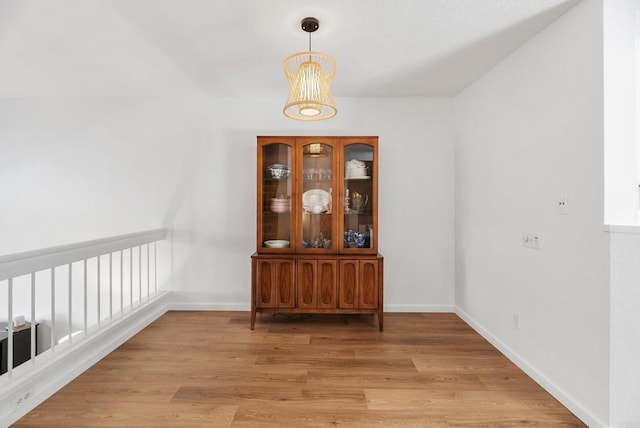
<box><xmin>303</xmin><ymin>179</ymin><xmax>333</xmax><ymax>184</ymax></box>
<box><xmin>264</xmin><ymin>211</ymin><xmax>291</xmax><ymax>215</ymax></box>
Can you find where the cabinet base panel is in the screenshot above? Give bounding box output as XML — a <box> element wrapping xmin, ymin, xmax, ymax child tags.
<box><xmin>251</xmin><ymin>308</ymin><xmax>383</xmax><ymax>331</ymax></box>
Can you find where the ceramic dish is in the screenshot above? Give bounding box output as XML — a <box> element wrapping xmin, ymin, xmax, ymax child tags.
<box><xmin>270</xmin><ymin>205</ymin><xmax>290</xmax><ymax>213</ymax></box>
<box><xmin>270</xmin><ymin>197</ymin><xmax>291</xmax><ymax>213</ymax></box>
<box><xmin>264</xmin><ymin>240</ymin><xmax>290</xmax><ymax>248</ymax></box>
<box><xmin>302</xmin><ymin>189</ymin><xmax>331</xmax><ymax>213</ymax></box>
<box><xmin>266</xmin><ymin>163</ymin><xmax>291</xmax><ymax>180</ymax></box>
<box><xmin>346</xmin><ymin>166</ymin><xmax>368</xmax><ymax>179</ymax></box>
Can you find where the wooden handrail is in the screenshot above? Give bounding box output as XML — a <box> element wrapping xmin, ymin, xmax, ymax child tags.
<box><xmin>0</xmin><ymin>229</ymin><xmax>167</xmax><ymax>281</ymax></box>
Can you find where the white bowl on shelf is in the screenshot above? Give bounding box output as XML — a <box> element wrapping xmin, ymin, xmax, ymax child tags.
<box><xmin>270</xmin><ymin>205</ymin><xmax>290</xmax><ymax>213</ymax></box>
<box><xmin>270</xmin><ymin>198</ymin><xmax>291</xmax><ymax>213</ymax></box>
<box><xmin>264</xmin><ymin>240</ymin><xmax>290</xmax><ymax>248</ymax></box>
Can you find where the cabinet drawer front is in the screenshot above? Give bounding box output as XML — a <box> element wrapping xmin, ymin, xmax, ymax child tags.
<box><xmin>318</xmin><ymin>260</ymin><xmax>337</xmax><ymax>308</ymax></box>
<box><xmin>339</xmin><ymin>260</ymin><xmax>359</xmax><ymax>309</ymax></box>
<box><xmin>256</xmin><ymin>260</ymin><xmax>276</xmax><ymax>308</ymax></box>
<box><xmin>297</xmin><ymin>260</ymin><xmax>317</xmax><ymax>308</ymax></box>
<box><xmin>276</xmin><ymin>260</ymin><xmax>295</xmax><ymax>308</ymax></box>
<box><xmin>359</xmin><ymin>260</ymin><xmax>379</xmax><ymax>309</ymax></box>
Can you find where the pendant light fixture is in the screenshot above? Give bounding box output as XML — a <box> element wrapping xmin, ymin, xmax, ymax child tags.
<box><xmin>283</xmin><ymin>17</ymin><xmax>337</xmax><ymax>121</ymax></box>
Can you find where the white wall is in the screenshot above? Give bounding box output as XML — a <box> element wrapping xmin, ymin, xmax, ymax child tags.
<box><xmin>0</xmin><ymin>95</ymin><xmax>456</xmax><ymax>312</ymax></box>
<box><xmin>0</xmin><ymin>97</ymin><xmax>195</xmax><ymax>254</ymax></box>
<box><xmin>609</xmin><ymin>228</ymin><xmax>640</xmax><ymax>428</ymax></box>
<box><xmin>604</xmin><ymin>3</ymin><xmax>640</xmax><ymax>426</ymax></box>
<box><xmin>454</xmin><ymin>1</ymin><xmax>609</xmax><ymax>426</ymax></box>
<box><xmin>603</xmin><ymin>0</ymin><xmax>640</xmax><ymax>225</ymax></box>
<box><xmin>603</xmin><ymin>0</ymin><xmax>638</xmax><ymax>225</ymax></box>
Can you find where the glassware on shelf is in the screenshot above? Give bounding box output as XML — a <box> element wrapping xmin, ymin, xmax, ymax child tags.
<box><xmin>344</xmin><ymin>188</ymin><xmax>350</xmax><ymax>212</ymax></box>
<box><xmin>309</xmin><ymin>232</ymin><xmax>331</xmax><ymax>248</ymax></box>
<box><xmin>305</xmin><ymin>168</ymin><xmax>316</xmax><ymax>180</ymax></box>
<box><xmin>351</xmin><ymin>191</ymin><xmax>368</xmax><ymax>213</ymax></box>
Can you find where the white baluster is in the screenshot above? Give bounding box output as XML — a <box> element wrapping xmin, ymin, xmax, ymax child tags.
<box><xmin>120</xmin><ymin>250</ymin><xmax>123</xmax><ymax>316</ymax></box>
<box><xmin>138</xmin><ymin>246</ymin><xmax>142</xmax><ymax>305</ymax></box>
<box><xmin>109</xmin><ymin>253</ymin><xmax>113</xmax><ymax>320</ymax></box>
<box><xmin>97</xmin><ymin>256</ymin><xmax>101</xmax><ymax>326</ymax></box>
<box><xmin>154</xmin><ymin>241</ymin><xmax>157</xmax><ymax>295</ymax></box>
<box><xmin>83</xmin><ymin>259</ymin><xmax>88</xmax><ymax>337</ymax></box>
<box><xmin>31</xmin><ymin>273</ymin><xmax>35</xmax><ymax>363</ymax></box>
<box><xmin>51</xmin><ymin>268</ymin><xmax>56</xmax><ymax>353</ymax></box>
<box><xmin>8</xmin><ymin>277</ymin><xmax>13</xmax><ymax>377</ymax></box>
<box><xmin>147</xmin><ymin>244</ymin><xmax>150</xmax><ymax>300</ymax></box>
<box><xmin>129</xmin><ymin>248</ymin><xmax>133</xmax><ymax>311</ymax></box>
<box><xmin>68</xmin><ymin>263</ymin><xmax>72</xmax><ymax>345</ymax></box>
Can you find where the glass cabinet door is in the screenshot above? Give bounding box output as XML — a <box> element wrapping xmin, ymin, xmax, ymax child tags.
<box><xmin>341</xmin><ymin>138</ymin><xmax>377</xmax><ymax>253</ymax></box>
<box><xmin>258</xmin><ymin>139</ymin><xmax>294</xmax><ymax>251</ymax></box>
<box><xmin>297</xmin><ymin>138</ymin><xmax>338</xmax><ymax>252</ymax></box>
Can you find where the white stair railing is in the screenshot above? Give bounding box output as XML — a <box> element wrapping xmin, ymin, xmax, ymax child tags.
<box><xmin>0</xmin><ymin>229</ymin><xmax>167</xmax><ymax>380</ymax></box>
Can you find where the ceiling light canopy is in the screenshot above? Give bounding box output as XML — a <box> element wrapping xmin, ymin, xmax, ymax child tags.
<box><xmin>283</xmin><ymin>17</ymin><xmax>337</xmax><ymax>121</ymax></box>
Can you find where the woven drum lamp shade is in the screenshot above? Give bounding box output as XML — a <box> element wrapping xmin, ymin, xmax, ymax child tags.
<box><xmin>283</xmin><ymin>51</ymin><xmax>337</xmax><ymax>120</ymax></box>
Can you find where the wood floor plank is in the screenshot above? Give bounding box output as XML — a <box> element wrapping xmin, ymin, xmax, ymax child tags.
<box><xmin>173</xmin><ymin>385</ymin><xmax>368</xmax><ymax>409</ymax></box>
<box><xmin>231</xmin><ymin>406</ymin><xmax>439</xmax><ymax>427</ymax></box>
<box><xmin>13</xmin><ymin>311</ymin><xmax>586</xmax><ymax>427</ymax></box>
<box><xmin>255</xmin><ymin>355</ymin><xmax>417</xmax><ymax>371</ymax></box>
<box><xmin>17</xmin><ymin>402</ymin><xmax>237</xmax><ymax>427</ymax></box>
<box><xmin>307</xmin><ymin>370</ymin><xmax>487</xmax><ymax>391</ymax></box>
<box><xmin>412</xmin><ymin>354</ymin><xmax>523</xmax><ymax>374</ymax></box>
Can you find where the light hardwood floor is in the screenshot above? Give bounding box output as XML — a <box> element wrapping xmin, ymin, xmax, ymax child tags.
<box><xmin>15</xmin><ymin>311</ymin><xmax>585</xmax><ymax>427</ymax></box>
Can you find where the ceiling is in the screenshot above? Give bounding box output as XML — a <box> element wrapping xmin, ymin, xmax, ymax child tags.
<box><xmin>0</xmin><ymin>0</ymin><xmax>580</xmax><ymax>98</ymax></box>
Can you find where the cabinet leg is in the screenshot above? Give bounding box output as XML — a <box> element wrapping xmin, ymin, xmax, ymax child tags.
<box><xmin>251</xmin><ymin>309</ymin><xmax>256</xmax><ymax>330</ymax></box>
<box><xmin>378</xmin><ymin>310</ymin><xmax>384</xmax><ymax>332</ymax></box>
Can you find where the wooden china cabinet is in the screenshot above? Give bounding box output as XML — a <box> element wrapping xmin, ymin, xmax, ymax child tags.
<box><xmin>251</xmin><ymin>136</ymin><xmax>384</xmax><ymax>330</ymax></box>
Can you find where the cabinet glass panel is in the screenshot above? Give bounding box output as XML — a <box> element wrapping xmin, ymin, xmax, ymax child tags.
<box><xmin>301</xmin><ymin>143</ymin><xmax>334</xmax><ymax>250</ymax></box>
<box><xmin>343</xmin><ymin>144</ymin><xmax>374</xmax><ymax>250</ymax></box>
<box><xmin>261</xmin><ymin>143</ymin><xmax>292</xmax><ymax>249</ymax></box>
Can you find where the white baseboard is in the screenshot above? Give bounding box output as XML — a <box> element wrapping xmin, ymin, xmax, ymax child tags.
<box><xmin>454</xmin><ymin>306</ymin><xmax>607</xmax><ymax>428</ymax></box>
<box><xmin>384</xmin><ymin>304</ymin><xmax>453</xmax><ymax>312</ymax></box>
<box><xmin>170</xmin><ymin>303</ymin><xmax>454</xmax><ymax>312</ymax></box>
<box><xmin>171</xmin><ymin>302</ymin><xmax>250</xmax><ymax>311</ymax></box>
<box><xmin>169</xmin><ymin>292</ymin><xmax>453</xmax><ymax>313</ymax></box>
<box><xmin>169</xmin><ymin>291</ymin><xmax>249</xmax><ymax>311</ymax></box>
<box><xmin>0</xmin><ymin>292</ymin><xmax>171</xmax><ymax>427</ymax></box>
